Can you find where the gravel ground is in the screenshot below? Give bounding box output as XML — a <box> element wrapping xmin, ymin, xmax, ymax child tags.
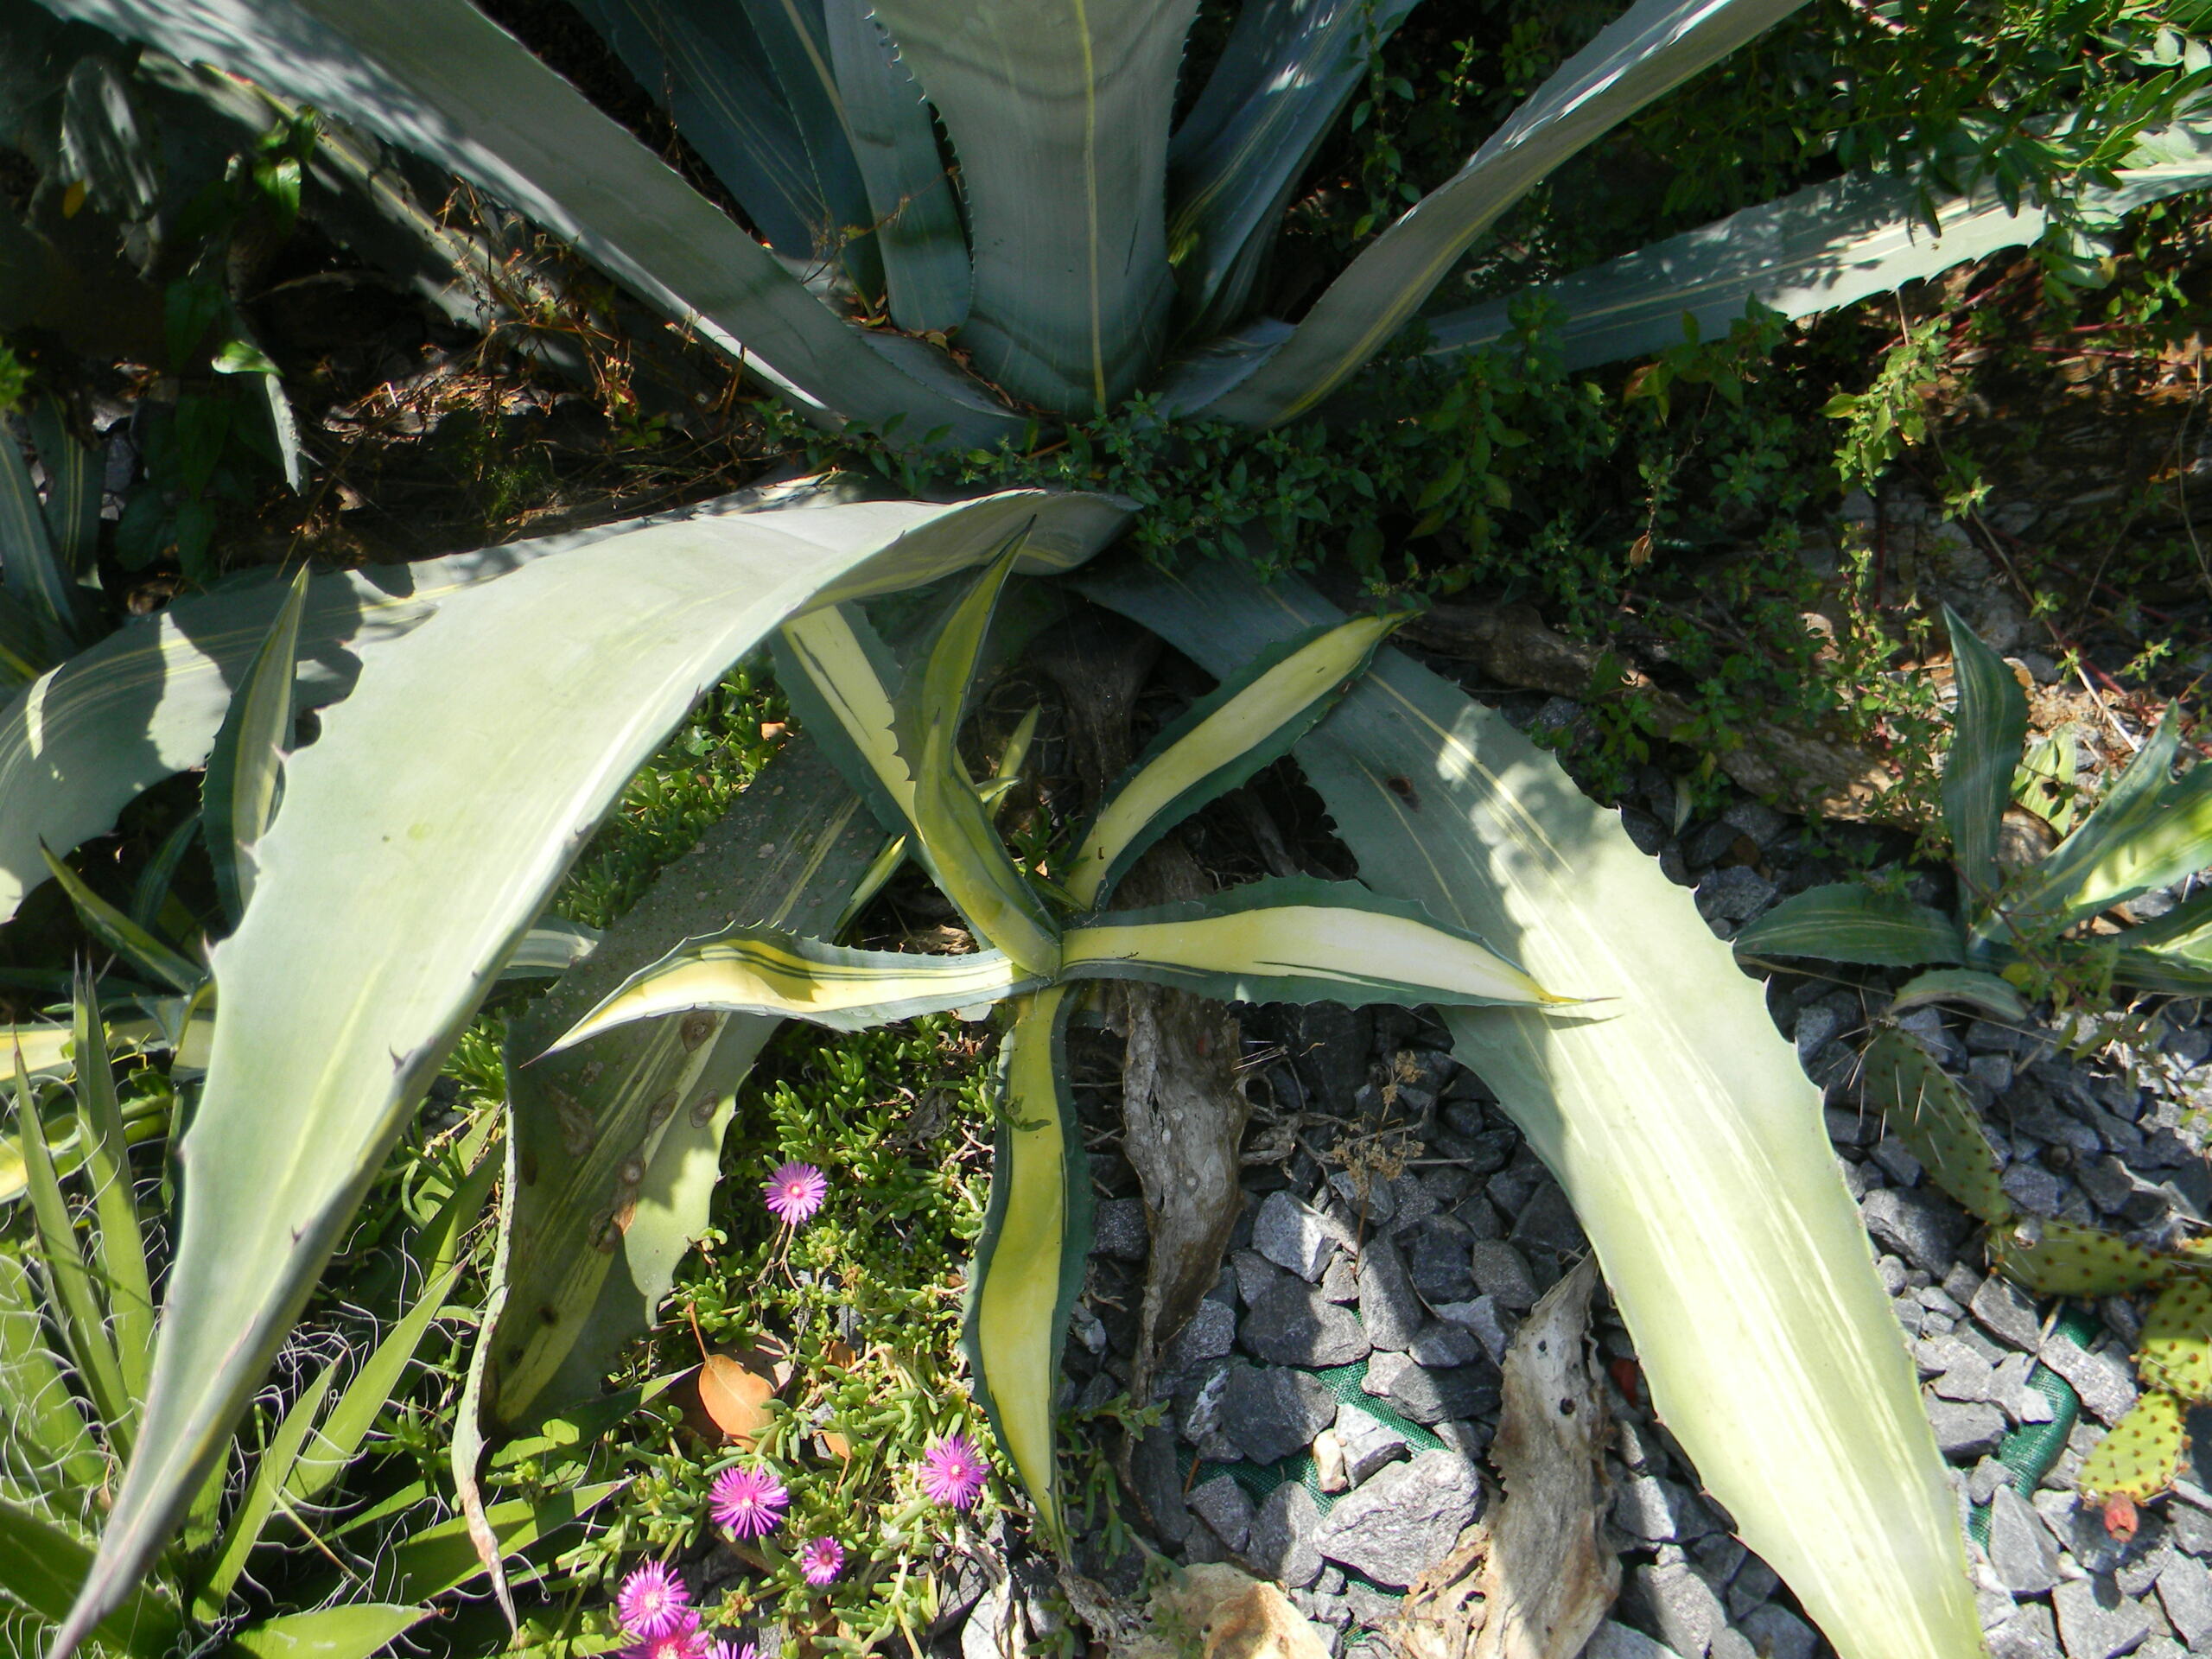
<box><xmin>950</xmin><ymin>730</ymin><xmax>2212</xmax><ymax>1659</ymax></box>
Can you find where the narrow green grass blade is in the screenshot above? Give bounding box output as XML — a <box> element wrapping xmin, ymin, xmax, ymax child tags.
<box><xmin>193</xmin><ymin>1356</ymin><xmax>342</xmax><ymax>1618</ymax></box>
<box><xmin>11</xmin><ymin>1050</ymin><xmax>130</xmax><ymax>1457</ymax></box>
<box><xmin>0</xmin><ymin>1252</ymin><xmax>105</xmax><ymax>1504</ymax></box>
<box><xmin>1199</xmin><ymin>0</ymin><xmax>1809</xmax><ymax>425</ymax></box>
<box><xmin>825</xmin><ymin>0</ymin><xmax>969</xmax><ymax>334</ymax></box>
<box><xmin>963</xmin><ymin>984</ymin><xmax>1087</xmax><ymax>1543</ymax></box>
<box><xmin>1063</xmin><ymin>875</ymin><xmax>1571</xmax><ymax>1007</ymax></box>
<box><xmin>219</xmin><ymin>1604</ymin><xmax>428</xmax><ymax>1659</ymax></box>
<box><xmin>0</xmin><ymin>421</ymin><xmax>79</xmax><ymax>662</ymax></box>
<box><xmin>26</xmin><ymin>403</ymin><xmax>99</xmax><ymax>585</ymax></box>
<box><xmin>69</xmin><ymin>975</ymin><xmax>152</xmax><ymax>1410</ymax></box>
<box><xmin>385</xmin><ymin>1483</ymin><xmax>623</xmax><ymax>1599</ymax></box>
<box><xmin>1083</xmin><ymin>557</ymin><xmax>1983</xmax><ymax>1659</ymax></box>
<box><xmin>1066</xmin><ymin>610</ymin><xmax>1408</xmax><ymax>908</ymax></box>
<box><xmin>1888</xmin><ymin>969</ymin><xmax>2029</xmax><ymax>1024</ymax></box>
<box><xmin>127</xmin><ymin>813</ymin><xmax>203</xmax><ymax>938</ymax></box>
<box><xmin>203</xmin><ymin>569</ymin><xmax>309</xmax><ymax>926</ymax></box>
<box><xmin>1166</xmin><ymin>0</ymin><xmax>1422</xmax><ymax>333</ymax></box>
<box><xmin>0</xmin><ymin>1493</ymin><xmax>179</xmax><ymax>1656</ymax></box>
<box><xmin>283</xmin><ymin>1263</ymin><xmax>464</xmax><ymax>1510</ymax></box>
<box><xmin>50</xmin><ymin>492</ymin><xmax>1123</xmax><ymax>1658</ymax></box>
<box><xmin>487</xmin><ymin>740</ymin><xmax>882</xmax><ymax>1426</ymax></box>
<box><xmin>39</xmin><ymin>849</ymin><xmax>204</xmax><ymax>995</ymax></box>
<box><xmin>41</xmin><ymin>0</ymin><xmax>1020</xmax><ymax>446</ymax></box>
<box><xmin>1733</xmin><ymin>881</ymin><xmax>1967</xmax><ymax>966</ymax></box>
<box><xmin>867</xmin><ymin>0</ymin><xmax>1194</xmax><ymax>411</ymax></box>
<box><xmin>549</xmin><ymin>931</ymin><xmax>1033</xmax><ymax>1053</ymax></box>
<box><xmin>1942</xmin><ymin>607</ymin><xmax>2028</xmax><ymax>911</ymax></box>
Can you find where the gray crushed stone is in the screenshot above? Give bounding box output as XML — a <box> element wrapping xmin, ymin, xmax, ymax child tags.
<box><xmin>1017</xmin><ymin>731</ymin><xmax>2212</xmax><ymax>1659</ymax></box>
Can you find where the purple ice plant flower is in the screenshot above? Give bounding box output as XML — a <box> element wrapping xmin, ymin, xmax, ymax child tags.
<box><xmin>617</xmin><ymin>1560</ymin><xmax>691</xmax><ymax>1639</ymax></box>
<box><xmin>704</xmin><ymin>1643</ymin><xmax>756</xmax><ymax>1659</ymax></box>
<box><xmin>918</xmin><ymin>1432</ymin><xmax>988</xmax><ymax>1510</ymax></box>
<box><xmin>797</xmin><ymin>1536</ymin><xmax>845</xmax><ymax>1586</ymax></box>
<box><xmin>622</xmin><ymin>1611</ymin><xmax>704</xmax><ymax>1659</ymax></box>
<box><xmin>709</xmin><ymin>1465</ymin><xmax>790</xmax><ymax>1539</ymax></box>
<box><xmin>763</xmin><ymin>1160</ymin><xmax>828</xmax><ymax>1225</ymax></box>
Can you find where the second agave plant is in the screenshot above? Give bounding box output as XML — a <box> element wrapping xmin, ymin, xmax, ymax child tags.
<box><xmin>538</xmin><ymin>540</ymin><xmax>1577</xmax><ymax>1534</ymax></box>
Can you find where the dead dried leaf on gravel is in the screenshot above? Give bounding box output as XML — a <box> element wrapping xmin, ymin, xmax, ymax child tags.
<box><xmin>1392</xmin><ymin>1256</ymin><xmax>1618</xmax><ymax>1659</ymax></box>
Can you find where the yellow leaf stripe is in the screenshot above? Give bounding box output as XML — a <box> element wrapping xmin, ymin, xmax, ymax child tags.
<box><xmin>1062</xmin><ymin>903</ymin><xmax>1573</xmax><ymax>1007</ymax></box>
<box><xmin>546</xmin><ymin>932</ymin><xmax>1033</xmax><ymax>1052</ymax></box>
<box><xmin>1066</xmin><ymin>611</ymin><xmax>1402</xmax><ymax>909</ymax></box>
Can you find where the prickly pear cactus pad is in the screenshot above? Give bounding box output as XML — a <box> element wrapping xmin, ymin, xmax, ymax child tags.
<box><xmin>2139</xmin><ymin>1276</ymin><xmax>2212</xmax><ymax>1402</ymax></box>
<box><xmin>2076</xmin><ymin>1390</ymin><xmax>2187</xmax><ymax>1503</ymax></box>
<box><xmin>1986</xmin><ymin>1217</ymin><xmax>2172</xmax><ymax>1298</ymax></box>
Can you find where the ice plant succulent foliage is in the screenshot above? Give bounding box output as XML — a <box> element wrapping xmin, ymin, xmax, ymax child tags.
<box><xmin>21</xmin><ymin>0</ymin><xmax>2187</xmax><ymax>1648</ymax></box>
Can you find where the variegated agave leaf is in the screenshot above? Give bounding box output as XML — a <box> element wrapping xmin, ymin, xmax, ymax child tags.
<box><xmin>963</xmin><ymin>985</ymin><xmax>1087</xmax><ymax>1541</ymax></box>
<box><xmin>1065</xmin><ymin>610</ymin><xmax>1410</xmax><ymax>909</ymax></box>
<box><xmin>1080</xmin><ymin>557</ymin><xmax>1983</xmax><ymax>1659</ymax></box>
<box><xmin>545</xmin><ymin>931</ymin><xmax>1037</xmax><ymax>1053</ymax></box>
<box><xmin>1060</xmin><ymin>876</ymin><xmax>1572</xmax><ymax>1009</ymax></box>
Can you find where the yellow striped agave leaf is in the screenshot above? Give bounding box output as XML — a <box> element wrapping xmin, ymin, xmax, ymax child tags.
<box><xmin>47</xmin><ymin>489</ymin><xmax>1124</xmax><ymax>1659</ymax></box>
<box><xmin>963</xmin><ymin>984</ymin><xmax>1087</xmax><ymax>1543</ymax></box>
<box><xmin>1081</xmin><ymin>556</ymin><xmax>1983</xmax><ymax>1659</ymax></box>
<box><xmin>893</xmin><ymin>544</ymin><xmax>1061</xmax><ymax>974</ymax></box>
<box><xmin>780</xmin><ymin>555</ymin><xmax>1060</xmax><ymax>974</ymax></box>
<box><xmin>1065</xmin><ymin>609</ymin><xmax>1409</xmax><ymax>909</ymax></box>
<box><xmin>545</xmin><ymin>931</ymin><xmax>1037</xmax><ymax>1054</ymax></box>
<box><xmin>775</xmin><ymin>605</ymin><xmax>917</xmax><ymax>830</ymax></box>
<box><xmin>1062</xmin><ymin>875</ymin><xmax>1572</xmax><ymax>1009</ymax></box>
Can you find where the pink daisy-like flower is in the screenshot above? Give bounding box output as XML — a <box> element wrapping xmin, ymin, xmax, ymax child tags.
<box><xmin>709</xmin><ymin>1465</ymin><xmax>790</xmax><ymax>1539</ymax></box>
<box><xmin>918</xmin><ymin>1432</ymin><xmax>988</xmax><ymax>1510</ymax></box>
<box><xmin>705</xmin><ymin>1643</ymin><xmax>756</xmax><ymax>1659</ymax></box>
<box><xmin>763</xmin><ymin>1160</ymin><xmax>828</xmax><ymax>1225</ymax></box>
<box><xmin>622</xmin><ymin>1611</ymin><xmax>704</xmax><ymax>1659</ymax></box>
<box><xmin>797</xmin><ymin>1535</ymin><xmax>845</xmax><ymax>1586</ymax></box>
<box><xmin>617</xmin><ymin>1560</ymin><xmax>691</xmax><ymax>1639</ymax></box>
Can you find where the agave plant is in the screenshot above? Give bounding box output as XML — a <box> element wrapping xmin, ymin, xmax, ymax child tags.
<box><xmin>534</xmin><ymin>550</ymin><xmax>1573</xmax><ymax>1536</ymax></box>
<box><xmin>10</xmin><ymin>0</ymin><xmax>2212</xmax><ymax>1654</ymax></box>
<box><xmin>1735</xmin><ymin>607</ymin><xmax>2212</xmax><ymax>1003</ymax></box>
<box><xmin>0</xmin><ymin>975</ymin><xmax>625</xmax><ymax>1657</ymax></box>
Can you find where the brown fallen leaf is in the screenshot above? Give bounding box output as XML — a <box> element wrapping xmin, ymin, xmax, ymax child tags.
<box><xmin>820</xmin><ymin>1430</ymin><xmax>852</xmax><ymax>1460</ymax></box>
<box><xmin>696</xmin><ymin>1352</ymin><xmax>777</xmax><ymax>1446</ymax></box>
<box><xmin>1471</xmin><ymin>1256</ymin><xmax>1618</xmax><ymax>1659</ymax></box>
<box><xmin>1134</xmin><ymin>1563</ymin><xmax>1332</xmax><ymax>1659</ymax></box>
<box><xmin>1393</xmin><ymin>1257</ymin><xmax>1618</xmax><ymax>1659</ymax></box>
